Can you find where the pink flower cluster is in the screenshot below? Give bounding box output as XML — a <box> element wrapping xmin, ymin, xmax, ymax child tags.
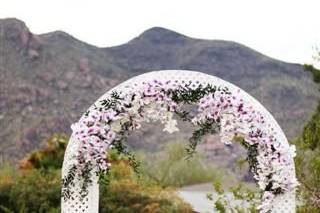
<box><xmin>140</xmin><ymin>79</ymin><xmax>180</xmax><ymax>111</ymax></box>
<box><xmin>71</xmin><ymin>79</ymin><xmax>182</xmax><ymax>173</ymax></box>
<box><xmin>71</xmin><ymin>109</ymin><xmax>117</xmax><ymax>172</ymax></box>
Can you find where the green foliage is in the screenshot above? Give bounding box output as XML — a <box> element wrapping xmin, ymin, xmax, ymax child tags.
<box><xmin>304</xmin><ymin>64</ymin><xmax>320</xmax><ymax>83</ymax></box>
<box><xmin>234</xmin><ymin>137</ymin><xmax>259</xmax><ymax>184</ymax></box>
<box><xmin>186</xmin><ymin>120</ymin><xmax>219</xmax><ymax>157</ymax></box>
<box><xmin>214</xmin><ymin>199</ymin><xmax>227</xmax><ymax>213</ymax></box>
<box><xmin>99</xmin><ymin>91</ymin><xmax>123</xmax><ymax>111</ymax></box>
<box><xmin>170</xmin><ymin>84</ymin><xmax>228</xmax><ymax>156</ymax></box>
<box><xmin>100</xmin><ymin>179</ymin><xmax>192</xmax><ymax>213</ymax></box>
<box><xmin>140</xmin><ymin>142</ymin><xmax>222</xmax><ymax>187</ymax></box>
<box><xmin>0</xmin><ymin>165</ymin><xmax>61</xmax><ymax>212</ymax></box>
<box><xmin>99</xmin><ymin>151</ymin><xmax>193</xmax><ymax>213</ymax></box>
<box><xmin>300</xmin><ymin>103</ymin><xmax>320</xmax><ymax>150</ymax></box>
<box><xmin>293</xmin><ymin>60</ymin><xmax>320</xmax><ymax>211</ymax></box>
<box><xmin>294</xmin><ymin>135</ymin><xmax>320</xmax><ymax>211</ymax></box>
<box><xmin>171</xmin><ymin>83</ymin><xmax>220</xmax><ymax>104</ymax></box>
<box><xmin>208</xmin><ymin>181</ymin><xmax>259</xmax><ymax>213</ymax></box>
<box><xmin>0</xmin><ymin>135</ymin><xmax>193</xmax><ymax>213</ymax></box>
<box><xmin>19</xmin><ymin>134</ymin><xmax>67</xmax><ymax>171</ymax></box>
<box><xmin>294</xmin><ymin>137</ymin><xmax>320</xmax><ymax>211</ymax></box>
<box><xmin>213</xmin><ymin>179</ymin><xmax>224</xmax><ymax>195</ymax></box>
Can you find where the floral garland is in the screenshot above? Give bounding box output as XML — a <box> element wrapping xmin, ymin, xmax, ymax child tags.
<box><xmin>63</xmin><ymin>79</ymin><xmax>298</xmax><ymax>212</ymax></box>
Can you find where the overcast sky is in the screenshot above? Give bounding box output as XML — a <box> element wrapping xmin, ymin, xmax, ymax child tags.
<box><xmin>1</xmin><ymin>0</ymin><xmax>319</xmax><ymax>65</ymax></box>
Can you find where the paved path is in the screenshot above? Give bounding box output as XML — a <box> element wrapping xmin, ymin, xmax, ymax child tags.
<box><xmin>178</xmin><ymin>183</ymin><xmax>254</xmax><ymax>212</ymax></box>
<box><xmin>177</xmin><ymin>183</ymin><xmax>215</xmax><ymax>213</ymax></box>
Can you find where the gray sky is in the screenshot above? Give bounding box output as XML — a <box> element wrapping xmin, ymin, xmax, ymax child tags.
<box><xmin>1</xmin><ymin>0</ymin><xmax>319</xmax><ymax>65</ymax></box>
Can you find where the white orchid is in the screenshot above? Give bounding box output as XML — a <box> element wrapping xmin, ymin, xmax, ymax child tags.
<box><xmin>163</xmin><ymin>118</ymin><xmax>179</xmax><ymax>133</ymax></box>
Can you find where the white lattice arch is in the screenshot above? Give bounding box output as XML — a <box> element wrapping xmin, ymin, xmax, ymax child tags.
<box><xmin>62</xmin><ymin>70</ymin><xmax>296</xmax><ymax>213</ymax></box>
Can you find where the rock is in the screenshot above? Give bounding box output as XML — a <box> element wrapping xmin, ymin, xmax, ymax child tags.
<box><xmin>65</xmin><ymin>71</ymin><xmax>75</xmax><ymax>80</ymax></box>
<box><xmin>78</xmin><ymin>58</ymin><xmax>90</xmax><ymax>72</ymax></box>
<box><xmin>29</xmin><ymin>34</ymin><xmax>42</xmax><ymax>50</ymax></box>
<box><xmin>0</xmin><ymin>18</ymin><xmax>29</xmax><ymax>41</ymax></box>
<box><xmin>56</xmin><ymin>80</ymin><xmax>68</xmax><ymax>90</ymax></box>
<box><xmin>53</xmin><ymin>99</ymin><xmax>59</xmax><ymax>104</ymax></box>
<box><xmin>37</xmin><ymin>72</ymin><xmax>55</xmax><ymax>82</ymax></box>
<box><xmin>28</xmin><ymin>49</ymin><xmax>39</xmax><ymax>59</ymax></box>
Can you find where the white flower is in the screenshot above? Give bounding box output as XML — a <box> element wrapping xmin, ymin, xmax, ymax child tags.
<box><xmin>191</xmin><ymin>116</ymin><xmax>201</xmax><ymax>125</ymax></box>
<box><xmin>163</xmin><ymin>118</ymin><xmax>179</xmax><ymax>133</ymax></box>
<box><xmin>220</xmin><ymin>113</ymin><xmax>236</xmax><ymax>145</ymax></box>
<box><xmin>100</xmin><ymin>125</ymin><xmax>111</xmax><ymax>137</ymax></box>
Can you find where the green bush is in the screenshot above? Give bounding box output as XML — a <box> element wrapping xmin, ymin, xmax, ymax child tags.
<box><xmin>294</xmin><ymin>63</ymin><xmax>320</xmax><ymax>212</ymax></box>
<box><xmin>100</xmin><ymin>179</ymin><xmax>192</xmax><ymax>213</ymax></box>
<box><xmin>0</xmin><ymin>166</ymin><xmax>61</xmax><ymax>213</ymax></box>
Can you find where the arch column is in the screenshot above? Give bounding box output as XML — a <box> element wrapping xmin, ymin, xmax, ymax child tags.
<box><xmin>61</xmin><ymin>136</ymin><xmax>99</xmax><ymax>213</ymax></box>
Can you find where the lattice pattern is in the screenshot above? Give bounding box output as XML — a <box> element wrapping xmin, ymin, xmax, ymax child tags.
<box><xmin>61</xmin><ymin>70</ymin><xmax>296</xmax><ymax>212</ymax></box>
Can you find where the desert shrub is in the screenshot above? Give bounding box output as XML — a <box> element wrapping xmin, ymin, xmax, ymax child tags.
<box><xmin>294</xmin><ymin>120</ymin><xmax>320</xmax><ymax>212</ymax></box>
<box><xmin>0</xmin><ymin>166</ymin><xmax>61</xmax><ymax>213</ymax></box>
<box><xmin>19</xmin><ymin>134</ymin><xmax>67</xmax><ymax>171</ymax></box>
<box><xmin>100</xmin><ymin>179</ymin><xmax>192</xmax><ymax>213</ymax></box>
<box><xmin>139</xmin><ymin>141</ymin><xmax>223</xmax><ymax>187</ymax></box>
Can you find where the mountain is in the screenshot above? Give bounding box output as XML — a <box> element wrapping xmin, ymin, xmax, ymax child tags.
<box><xmin>0</xmin><ymin>18</ymin><xmax>319</xmax><ymax>161</ymax></box>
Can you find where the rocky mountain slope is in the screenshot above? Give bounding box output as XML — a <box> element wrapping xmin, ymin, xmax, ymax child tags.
<box><xmin>0</xmin><ymin>18</ymin><xmax>318</xmax><ymax>161</ymax></box>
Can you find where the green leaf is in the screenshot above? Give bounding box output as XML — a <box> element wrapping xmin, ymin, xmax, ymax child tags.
<box><xmin>214</xmin><ymin>199</ymin><xmax>226</xmax><ymax>213</ymax></box>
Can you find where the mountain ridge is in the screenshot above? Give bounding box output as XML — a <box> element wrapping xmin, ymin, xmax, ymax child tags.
<box><xmin>0</xmin><ymin>18</ymin><xmax>318</xmax><ymax>162</ymax></box>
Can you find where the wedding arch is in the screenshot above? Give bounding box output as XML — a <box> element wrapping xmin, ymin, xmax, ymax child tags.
<box><xmin>61</xmin><ymin>70</ymin><xmax>298</xmax><ymax>213</ymax></box>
